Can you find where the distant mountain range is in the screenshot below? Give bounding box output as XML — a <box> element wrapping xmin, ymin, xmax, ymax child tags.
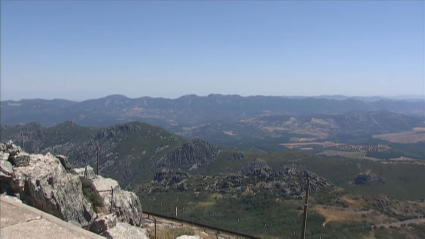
<box><xmin>2</xmin><ymin>94</ymin><xmax>424</xmax><ymax>129</ymax></box>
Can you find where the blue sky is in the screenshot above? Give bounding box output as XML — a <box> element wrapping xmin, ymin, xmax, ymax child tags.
<box><xmin>1</xmin><ymin>1</ymin><xmax>424</xmax><ymax>101</ymax></box>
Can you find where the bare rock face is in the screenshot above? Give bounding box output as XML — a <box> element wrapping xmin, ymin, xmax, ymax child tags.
<box><xmin>0</xmin><ymin>152</ymin><xmax>10</xmax><ymax>161</ymax></box>
<box><xmin>0</xmin><ymin>160</ymin><xmax>13</xmax><ymax>178</ymax></box>
<box><xmin>6</xmin><ymin>151</ymin><xmax>96</xmax><ymax>227</ymax></box>
<box><xmin>155</xmin><ymin>138</ymin><xmax>221</xmax><ymax>168</ymax></box>
<box><xmin>4</xmin><ymin>140</ymin><xmax>21</xmax><ymax>156</ymax></box>
<box><xmin>55</xmin><ymin>155</ymin><xmax>72</xmax><ymax>171</ymax></box>
<box><xmin>91</xmin><ymin>176</ymin><xmax>143</xmax><ymax>226</ymax></box>
<box><xmin>0</xmin><ymin>141</ymin><xmax>145</xmax><ymax>234</ymax></box>
<box><xmin>72</xmin><ymin>165</ymin><xmax>96</xmax><ymax>180</ymax></box>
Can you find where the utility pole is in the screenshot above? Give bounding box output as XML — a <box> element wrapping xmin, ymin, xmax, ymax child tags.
<box><xmin>301</xmin><ymin>177</ymin><xmax>311</xmax><ymax>239</ymax></box>
<box><xmin>96</xmin><ymin>145</ymin><xmax>100</xmax><ymax>175</ymax></box>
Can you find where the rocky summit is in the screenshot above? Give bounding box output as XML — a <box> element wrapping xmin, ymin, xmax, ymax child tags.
<box><xmin>0</xmin><ymin>141</ymin><xmax>146</xmax><ymax>237</ymax></box>
<box><xmin>154</xmin><ymin>138</ymin><xmax>221</xmax><ymax>169</ymax></box>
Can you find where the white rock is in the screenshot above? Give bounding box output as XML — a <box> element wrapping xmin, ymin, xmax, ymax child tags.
<box><xmin>102</xmin><ymin>222</ymin><xmax>149</xmax><ymax>239</ymax></box>
<box><xmin>176</xmin><ymin>236</ymin><xmax>200</xmax><ymax>239</ymax></box>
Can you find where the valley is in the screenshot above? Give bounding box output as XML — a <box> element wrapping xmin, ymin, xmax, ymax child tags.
<box><xmin>1</xmin><ymin>95</ymin><xmax>425</xmax><ymax>238</ymax></box>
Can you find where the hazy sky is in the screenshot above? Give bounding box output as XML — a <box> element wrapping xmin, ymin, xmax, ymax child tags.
<box><xmin>2</xmin><ymin>1</ymin><xmax>424</xmax><ymax>101</ymax></box>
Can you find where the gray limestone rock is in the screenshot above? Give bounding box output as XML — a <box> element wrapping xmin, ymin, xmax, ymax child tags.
<box><xmin>0</xmin><ymin>160</ymin><xmax>13</xmax><ymax>178</ymax></box>
<box><xmin>72</xmin><ymin>166</ymin><xmax>96</xmax><ymax>180</ymax></box>
<box><xmin>9</xmin><ymin>153</ymin><xmax>96</xmax><ymax>227</ymax></box>
<box><xmin>55</xmin><ymin>155</ymin><xmax>72</xmax><ymax>171</ymax></box>
<box><xmin>91</xmin><ymin>176</ymin><xmax>143</xmax><ymax>226</ymax></box>
<box><xmin>0</xmin><ymin>143</ymin><xmax>6</xmax><ymax>152</ymax></box>
<box><xmin>0</xmin><ymin>152</ymin><xmax>9</xmax><ymax>161</ymax></box>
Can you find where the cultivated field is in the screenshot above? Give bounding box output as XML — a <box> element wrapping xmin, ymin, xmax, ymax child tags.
<box><xmin>373</xmin><ymin>129</ymin><xmax>425</xmax><ymax>143</ymax></box>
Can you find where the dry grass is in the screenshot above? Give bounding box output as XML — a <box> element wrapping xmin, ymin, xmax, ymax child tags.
<box><xmin>152</xmin><ymin>226</ymin><xmax>195</xmax><ymax>239</ymax></box>
<box><xmin>339</xmin><ymin>195</ymin><xmax>369</xmax><ymax>209</ymax></box>
<box><xmin>314</xmin><ymin>206</ymin><xmax>361</xmax><ymax>226</ymax></box>
<box><xmin>413</xmin><ymin>127</ymin><xmax>425</xmax><ymax>132</ymax></box>
<box><xmin>147</xmin><ymin>224</ymin><xmax>223</xmax><ymax>239</ymax></box>
<box><xmin>188</xmin><ymin>201</ymin><xmax>215</xmax><ymax>208</ymax></box>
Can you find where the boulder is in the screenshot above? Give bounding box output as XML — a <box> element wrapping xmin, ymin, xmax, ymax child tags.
<box><xmin>55</xmin><ymin>155</ymin><xmax>72</xmax><ymax>171</ymax></box>
<box><xmin>90</xmin><ymin>214</ymin><xmax>117</xmax><ymax>234</ymax></box>
<box><xmin>0</xmin><ymin>152</ymin><xmax>10</xmax><ymax>161</ymax></box>
<box><xmin>101</xmin><ymin>222</ymin><xmax>149</xmax><ymax>239</ymax></box>
<box><xmin>91</xmin><ymin>176</ymin><xmax>143</xmax><ymax>226</ymax></box>
<box><xmin>5</xmin><ymin>141</ymin><xmax>20</xmax><ymax>156</ymax></box>
<box><xmin>0</xmin><ymin>143</ymin><xmax>6</xmax><ymax>152</ymax></box>
<box><xmin>0</xmin><ymin>160</ymin><xmax>13</xmax><ymax>178</ymax></box>
<box><xmin>72</xmin><ymin>166</ymin><xmax>96</xmax><ymax>180</ymax></box>
<box><xmin>9</xmin><ymin>153</ymin><xmax>96</xmax><ymax>227</ymax></box>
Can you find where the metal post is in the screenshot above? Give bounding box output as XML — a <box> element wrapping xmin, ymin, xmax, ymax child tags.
<box><xmin>96</xmin><ymin>145</ymin><xmax>99</xmax><ymax>175</ymax></box>
<box><xmin>110</xmin><ymin>186</ymin><xmax>114</xmax><ymax>212</ymax></box>
<box><xmin>154</xmin><ymin>217</ymin><xmax>157</xmax><ymax>239</ymax></box>
<box><xmin>301</xmin><ymin>178</ymin><xmax>311</xmax><ymax>239</ymax></box>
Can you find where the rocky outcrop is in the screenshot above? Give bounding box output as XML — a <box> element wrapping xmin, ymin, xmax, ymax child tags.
<box><xmin>140</xmin><ymin>159</ymin><xmax>333</xmax><ymax>199</ymax></box>
<box><xmin>72</xmin><ymin>165</ymin><xmax>96</xmax><ymax>180</ymax></box>
<box><xmin>0</xmin><ymin>141</ymin><xmax>144</xmax><ymax>232</ymax></box>
<box><xmin>365</xmin><ymin>195</ymin><xmax>425</xmax><ymax>219</ymax></box>
<box><xmin>4</xmin><ymin>150</ymin><xmax>96</xmax><ymax>227</ymax></box>
<box><xmin>90</xmin><ymin>176</ymin><xmax>143</xmax><ymax>226</ymax></box>
<box><xmin>137</xmin><ymin>168</ymin><xmax>189</xmax><ymax>194</ymax></box>
<box><xmin>209</xmin><ymin>160</ymin><xmax>333</xmax><ymax>198</ymax></box>
<box><xmin>0</xmin><ymin>160</ymin><xmax>13</xmax><ymax>178</ymax></box>
<box><xmin>155</xmin><ymin>138</ymin><xmax>221</xmax><ymax>168</ymax></box>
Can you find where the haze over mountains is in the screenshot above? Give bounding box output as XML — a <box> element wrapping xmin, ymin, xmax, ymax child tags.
<box><xmin>2</xmin><ymin>94</ymin><xmax>424</xmax><ymax>128</ymax></box>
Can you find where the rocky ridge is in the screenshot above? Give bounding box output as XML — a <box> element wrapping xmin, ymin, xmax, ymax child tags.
<box><xmin>139</xmin><ymin>159</ymin><xmax>333</xmax><ymax>199</ymax></box>
<box><xmin>0</xmin><ymin>141</ymin><xmax>146</xmax><ymax>237</ymax></box>
<box><xmin>154</xmin><ymin>138</ymin><xmax>221</xmax><ymax>169</ymax></box>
